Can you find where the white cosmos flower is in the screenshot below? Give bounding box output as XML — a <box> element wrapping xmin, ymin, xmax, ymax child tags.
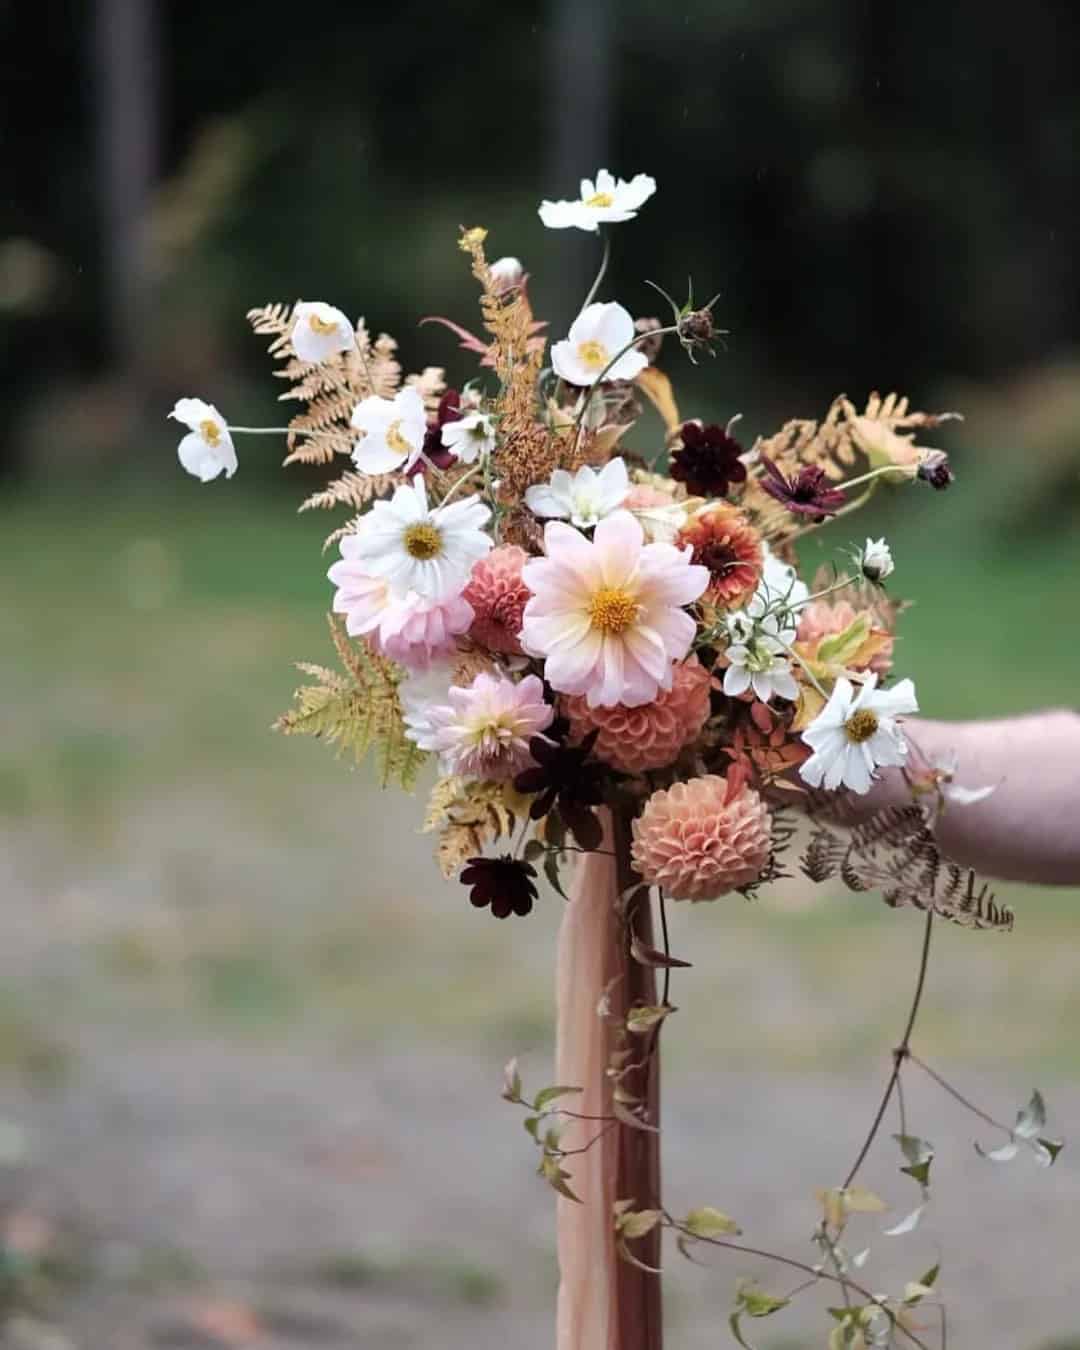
<box><xmin>441</xmin><ymin>411</ymin><xmax>497</xmax><ymax>465</ymax></box>
<box><xmin>291</xmin><ymin>301</ymin><xmax>354</xmax><ymax>364</ymax></box>
<box><xmin>746</xmin><ymin>545</ymin><xmax>810</xmax><ymax>642</ymax></box>
<box><xmin>351</xmin><ymin>386</ymin><xmax>428</xmax><ymax>475</ymax></box>
<box><xmin>551</xmin><ymin>303</ymin><xmax>649</xmax><ymax>387</ymax></box>
<box><xmin>169</xmin><ymin>398</ymin><xmax>238</xmax><ymax>482</ymax></box>
<box><xmin>722</xmin><ymin>612</ymin><xmax>799</xmax><ymax>704</ymax></box>
<box><xmin>799</xmin><ymin>674</ymin><xmax>919</xmax><ymax>795</ymax></box>
<box><xmin>858</xmin><ymin>537</ymin><xmax>894</xmax><ymax>583</ymax></box>
<box><xmin>349</xmin><ymin>476</ymin><xmax>491</xmax><ymax>601</ymax></box>
<box><xmin>539</xmin><ymin>169</ymin><xmax>657</xmax><ymax>232</ymax></box>
<box><xmin>525</xmin><ymin>457</ymin><xmax>629</xmax><ymax>529</ymax></box>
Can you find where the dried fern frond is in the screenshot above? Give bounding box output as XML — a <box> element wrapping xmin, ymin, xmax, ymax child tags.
<box><xmin>274</xmin><ymin>615</ymin><xmax>426</xmax><ymax>790</ymax></box>
<box><xmin>800</xmin><ymin>804</ymin><xmax>1013</xmax><ymax>931</ymax></box>
<box><xmin>424</xmin><ymin>774</ymin><xmax>528</xmax><ymax>879</ymax></box>
<box><xmin>299</xmin><ymin>471</ymin><xmax>399</xmax><ymax>515</ymax></box>
<box><xmin>753</xmin><ymin>391</ymin><xmax>959</xmax><ymax>484</ymax></box>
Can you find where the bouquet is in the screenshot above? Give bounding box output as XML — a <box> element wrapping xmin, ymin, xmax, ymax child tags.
<box><xmin>171</xmin><ymin>171</ymin><xmax>1058</xmax><ymax>1350</ymax></box>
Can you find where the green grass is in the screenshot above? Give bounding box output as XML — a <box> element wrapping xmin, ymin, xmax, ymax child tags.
<box><xmin>1</xmin><ymin>484</ymin><xmax>1078</xmax><ymax>1076</ymax></box>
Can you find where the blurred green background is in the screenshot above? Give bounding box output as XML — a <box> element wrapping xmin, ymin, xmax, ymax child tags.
<box><xmin>2</xmin><ymin>2</ymin><xmax>1079</xmax><ymax>1348</ymax></box>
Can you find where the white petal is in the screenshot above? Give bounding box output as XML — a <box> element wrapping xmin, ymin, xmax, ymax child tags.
<box><xmin>723</xmin><ymin>664</ymin><xmax>752</xmax><ymax>697</ymax></box>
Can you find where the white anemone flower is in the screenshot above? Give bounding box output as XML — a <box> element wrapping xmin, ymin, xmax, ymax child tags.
<box><xmin>441</xmin><ymin>411</ymin><xmax>497</xmax><ymax>465</ymax></box>
<box><xmin>169</xmin><ymin>398</ymin><xmax>237</xmax><ymax>482</ymax></box>
<box><xmin>291</xmin><ymin>302</ymin><xmax>354</xmax><ymax>364</ymax></box>
<box><xmin>349</xmin><ymin>476</ymin><xmax>491</xmax><ymax>601</ymax></box>
<box><xmin>525</xmin><ymin>457</ymin><xmax>629</xmax><ymax>529</ymax></box>
<box><xmin>539</xmin><ymin>169</ymin><xmax>657</xmax><ymax>232</ymax></box>
<box><xmin>551</xmin><ymin>303</ymin><xmax>649</xmax><ymax>387</ymax></box>
<box><xmin>722</xmin><ymin>613</ymin><xmax>799</xmax><ymax>704</ymax></box>
<box><xmin>858</xmin><ymin>537</ymin><xmax>895</xmax><ymax>584</ymax></box>
<box><xmin>799</xmin><ymin>674</ymin><xmax>920</xmax><ymax>795</ymax></box>
<box><xmin>351</xmin><ymin>386</ymin><xmax>428</xmax><ymax>475</ymax></box>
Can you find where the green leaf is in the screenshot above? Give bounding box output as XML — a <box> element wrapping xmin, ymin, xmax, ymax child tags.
<box><xmin>626</xmin><ymin>1003</ymin><xmax>676</xmax><ymax>1034</ymax></box>
<box><xmin>728</xmin><ymin>1312</ymin><xmax>755</xmax><ymax>1350</ymax></box>
<box><xmin>618</xmin><ymin>1209</ymin><xmax>662</xmax><ymax>1241</ymax></box>
<box><xmin>684</xmin><ymin>1206</ymin><xmax>741</xmax><ymax>1239</ymax></box>
<box><xmin>1014</xmin><ymin>1089</ymin><xmax>1047</xmax><ymax>1140</ymax></box>
<box><xmin>501</xmin><ymin>1057</ymin><xmax>523</xmax><ymax>1103</ymax></box>
<box><xmin>900</xmin><ymin>1159</ymin><xmax>932</xmax><ymax>1187</ymax></box>
<box><xmin>1036</xmin><ymin>1137</ymin><xmax>1064</xmax><ymax>1165</ymax></box>
<box><xmin>523</xmin><ymin>1115</ymin><xmax>540</xmax><ymax>1140</ymax></box>
<box><xmin>630</xmin><ymin>933</ymin><xmax>692</xmax><ymax>969</ymax></box>
<box><xmin>540</xmin><ymin>1155</ymin><xmax>581</xmax><ymax>1203</ymax></box>
<box><xmin>534</xmin><ymin>1085</ymin><xmax>583</xmax><ymax>1112</ymax></box>
<box><xmin>740</xmin><ymin>1289</ymin><xmax>789</xmax><ymax>1318</ymax></box>
<box><xmin>918</xmin><ymin>1262</ymin><xmax>940</xmax><ymax>1289</ymax></box>
<box><xmin>523</xmin><ymin>838</ymin><xmax>546</xmax><ymax>863</ymax></box>
<box><xmin>816</xmin><ymin>614</ymin><xmax>871</xmax><ymax>667</ymax></box>
<box><xmin>543</xmin><ymin>848</ymin><xmax>569</xmax><ymax>901</ymax></box>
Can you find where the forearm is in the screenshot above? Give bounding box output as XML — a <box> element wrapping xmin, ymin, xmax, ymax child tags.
<box><xmin>854</xmin><ymin>711</ymin><xmax>1080</xmax><ymax>885</ymax></box>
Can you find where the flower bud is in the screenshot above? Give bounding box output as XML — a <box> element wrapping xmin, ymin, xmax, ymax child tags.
<box><xmin>917</xmin><ymin>449</ymin><xmax>954</xmax><ymax>490</ymax></box>
<box><xmin>858</xmin><ymin>537</ymin><xmax>894</xmax><ymax>584</ymax></box>
<box><xmin>489</xmin><ymin>256</ymin><xmax>524</xmax><ymax>295</ymax></box>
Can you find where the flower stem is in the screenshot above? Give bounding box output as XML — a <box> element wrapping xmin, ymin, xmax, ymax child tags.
<box><xmin>571</xmin><ymin>326</ymin><xmax>679</xmax><ymax>457</ymax></box>
<box><xmin>581</xmin><ymin>229</ymin><xmax>611</xmax><ymax>312</ymax></box>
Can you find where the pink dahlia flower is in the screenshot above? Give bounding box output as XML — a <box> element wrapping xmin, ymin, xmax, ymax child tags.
<box><xmin>462</xmin><ymin>545</ymin><xmax>530</xmax><ymax>655</ymax></box>
<box><xmin>562</xmin><ymin>656</ymin><xmax>713</xmax><ymax>773</ymax></box>
<box><xmin>413</xmin><ymin>671</ymin><xmax>554</xmax><ymax>780</ymax></box>
<box><xmin>631</xmin><ymin>772</ymin><xmax>771</xmax><ymax>901</ymax></box>
<box><xmin>328</xmin><ymin>535</ymin><xmax>473</xmax><ymax>671</ymax></box>
<box><xmin>520</xmin><ymin>511</ymin><xmax>709</xmax><ymax>709</ymax></box>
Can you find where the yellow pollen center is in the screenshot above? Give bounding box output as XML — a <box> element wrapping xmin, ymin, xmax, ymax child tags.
<box><xmin>577</xmin><ymin>339</ymin><xmax>610</xmax><ymax>370</ymax></box>
<box><xmin>844</xmin><ymin>709</ymin><xmax>880</xmax><ymax>743</ymax></box>
<box><xmin>386</xmin><ymin>419</ymin><xmax>412</xmax><ymax>455</ymax></box>
<box><xmin>199</xmin><ymin>419</ymin><xmax>221</xmax><ymax>447</ymax></box>
<box><xmin>586</xmin><ymin>192</ymin><xmax>615</xmax><ymax>207</ymax></box>
<box><xmin>588</xmin><ymin>585</ymin><xmax>638</xmax><ymax>634</ymax></box>
<box><xmin>403</xmin><ymin>522</ymin><xmax>443</xmax><ymax>561</ymax></box>
<box><xmin>308</xmin><ymin>313</ymin><xmax>339</xmax><ymax>335</ymax></box>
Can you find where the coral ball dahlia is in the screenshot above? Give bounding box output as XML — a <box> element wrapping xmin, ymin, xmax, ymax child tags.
<box><xmin>561</xmin><ymin>657</ymin><xmax>713</xmax><ymax>773</ymax></box>
<box><xmin>463</xmin><ymin>545</ymin><xmax>531</xmax><ymax>654</ymax></box>
<box><xmin>631</xmin><ymin>773</ymin><xmax>772</xmax><ymax>901</ymax></box>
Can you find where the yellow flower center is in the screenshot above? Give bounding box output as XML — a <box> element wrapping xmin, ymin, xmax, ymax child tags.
<box><xmin>577</xmin><ymin>339</ymin><xmax>610</xmax><ymax>371</ymax></box>
<box><xmin>585</xmin><ymin>192</ymin><xmax>615</xmax><ymax>208</ymax></box>
<box><xmin>402</xmin><ymin>522</ymin><xmax>443</xmax><ymax>561</ymax></box>
<box><xmin>308</xmin><ymin>312</ymin><xmax>339</xmax><ymax>336</ymax></box>
<box><xmin>588</xmin><ymin>585</ymin><xmax>638</xmax><ymax>634</ymax></box>
<box><xmin>844</xmin><ymin>709</ymin><xmax>879</xmax><ymax>743</ymax></box>
<box><xmin>199</xmin><ymin>418</ymin><xmax>221</xmax><ymax>447</ymax></box>
<box><xmin>386</xmin><ymin>419</ymin><xmax>413</xmax><ymax>455</ymax></box>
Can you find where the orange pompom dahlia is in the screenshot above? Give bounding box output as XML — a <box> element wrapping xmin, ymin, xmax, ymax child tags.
<box><xmin>561</xmin><ymin>656</ymin><xmax>713</xmax><ymax>773</ymax></box>
<box><xmin>631</xmin><ymin>772</ymin><xmax>771</xmax><ymax>901</ymax></box>
<box><xmin>676</xmin><ymin>504</ymin><xmax>762</xmax><ymax>609</ymax></box>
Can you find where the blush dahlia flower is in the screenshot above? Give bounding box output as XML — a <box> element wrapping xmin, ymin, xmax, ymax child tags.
<box><xmin>411</xmin><ymin>671</ymin><xmax>553</xmax><ymax>780</ymax></box>
<box><xmin>462</xmin><ymin>545</ymin><xmax>531</xmax><ymax>655</ymax></box>
<box><xmin>520</xmin><ymin>512</ymin><xmax>709</xmax><ymax>709</ymax></box>
<box><xmin>561</xmin><ymin>657</ymin><xmax>712</xmax><ymax>773</ymax></box>
<box><xmin>631</xmin><ymin>773</ymin><xmax>772</xmax><ymax>901</ymax></box>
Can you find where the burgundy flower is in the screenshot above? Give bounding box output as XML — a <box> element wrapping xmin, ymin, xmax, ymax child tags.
<box><xmin>514</xmin><ymin>719</ymin><xmax>607</xmax><ymax>850</ymax></box>
<box><xmin>460</xmin><ymin>855</ymin><xmax>539</xmax><ymax>919</ymax></box>
<box><xmin>407</xmin><ymin>390</ymin><xmax>462</xmax><ymax>476</ymax></box>
<box><xmin>670</xmin><ymin>422</ymin><xmax>748</xmax><ymax>499</ymax></box>
<box><xmin>758</xmin><ymin>455</ymin><xmax>846</xmax><ymax>520</ymax></box>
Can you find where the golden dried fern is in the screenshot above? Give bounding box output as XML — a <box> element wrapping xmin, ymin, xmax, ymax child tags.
<box><xmin>423</xmin><ymin>774</ymin><xmax>531</xmax><ymax>878</ymax></box>
<box><xmin>274</xmin><ymin>615</ymin><xmax>426</xmax><ymax>790</ymax></box>
<box><xmin>753</xmin><ymin>391</ymin><xmax>959</xmax><ymax>483</ymax></box>
<box><xmin>801</xmin><ymin>805</ymin><xmax>1013</xmax><ymax>931</ymax></box>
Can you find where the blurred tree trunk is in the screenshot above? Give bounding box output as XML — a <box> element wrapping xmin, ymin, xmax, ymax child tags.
<box><xmin>547</xmin><ymin>0</ymin><xmax>614</xmax><ymax>325</ymax></box>
<box><xmin>93</xmin><ymin>0</ymin><xmax>159</xmax><ymax>387</ymax></box>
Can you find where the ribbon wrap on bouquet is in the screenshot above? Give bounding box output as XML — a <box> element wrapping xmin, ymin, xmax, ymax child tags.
<box><xmin>555</xmin><ymin>807</ymin><xmax>663</xmax><ymax>1350</ymax></box>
